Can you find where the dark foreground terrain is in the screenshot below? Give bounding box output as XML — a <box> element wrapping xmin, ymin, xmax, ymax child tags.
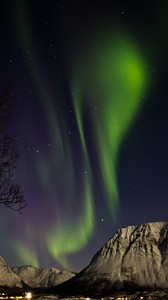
<box><xmin>2</xmin><ymin>286</ymin><xmax>168</xmax><ymax>300</ymax></box>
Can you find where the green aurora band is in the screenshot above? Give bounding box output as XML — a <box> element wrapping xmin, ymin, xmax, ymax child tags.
<box><xmin>15</xmin><ymin>2</ymin><xmax>148</xmax><ymax>268</ymax></box>
<box><xmin>47</xmin><ymin>180</ymin><xmax>95</xmax><ymax>268</ymax></box>
<box><xmin>15</xmin><ymin>1</ymin><xmax>96</xmax><ymax>269</ymax></box>
<box><xmin>71</xmin><ymin>34</ymin><xmax>148</xmax><ymax>221</ymax></box>
<box><xmin>14</xmin><ymin>243</ymin><xmax>39</xmax><ymax>267</ymax></box>
<box><xmin>48</xmin><ymin>34</ymin><xmax>148</xmax><ymax>266</ymax></box>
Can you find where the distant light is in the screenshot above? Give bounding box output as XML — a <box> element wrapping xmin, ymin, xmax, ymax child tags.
<box><xmin>25</xmin><ymin>292</ymin><xmax>32</xmax><ymax>299</ymax></box>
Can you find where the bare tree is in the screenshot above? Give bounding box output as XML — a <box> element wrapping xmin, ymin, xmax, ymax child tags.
<box><xmin>0</xmin><ymin>88</ymin><xmax>27</xmax><ymax>211</ymax></box>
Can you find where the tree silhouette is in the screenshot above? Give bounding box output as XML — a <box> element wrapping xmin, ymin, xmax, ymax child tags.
<box><xmin>0</xmin><ymin>88</ymin><xmax>27</xmax><ymax>211</ymax></box>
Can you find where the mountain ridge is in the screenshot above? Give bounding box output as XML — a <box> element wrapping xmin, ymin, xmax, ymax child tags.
<box><xmin>1</xmin><ymin>221</ymin><xmax>168</xmax><ymax>297</ymax></box>
<box><xmin>12</xmin><ymin>265</ymin><xmax>75</xmax><ymax>288</ymax></box>
<box><xmin>0</xmin><ymin>256</ymin><xmax>75</xmax><ymax>289</ymax></box>
<box><xmin>47</xmin><ymin>221</ymin><xmax>168</xmax><ymax>296</ymax></box>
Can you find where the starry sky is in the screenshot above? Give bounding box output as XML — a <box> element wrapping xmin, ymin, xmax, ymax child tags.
<box><xmin>0</xmin><ymin>0</ymin><xmax>168</xmax><ymax>271</ymax></box>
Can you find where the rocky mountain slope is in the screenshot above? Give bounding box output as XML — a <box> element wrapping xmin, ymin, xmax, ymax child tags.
<box><xmin>0</xmin><ymin>256</ymin><xmax>22</xmax><ymax>288</ymax></box>
<box><xmin>1</xmin><ymin>221</ymin><xmax>168</xmax><ymax>296</ymax></box>
<box><xmin>49</xmin><ymin>222</ymin><xmax>168</xmax><ymax>296</ymax></box>
<box><xmin>0</xmin><ymin>256</ymin><xmax>75</xmax><ymax>289</ymax></box>
<box><xmin>12</xmin><ymin>266</ymin><xmax>75</xmax><ymax>288</ymax></box>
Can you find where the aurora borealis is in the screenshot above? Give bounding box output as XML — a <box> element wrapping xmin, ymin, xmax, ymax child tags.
<box><xmin>71</xmin><ymin>34</ymin><xmax>148</xmax><ymax>221</ymax></box>
<box><xmin>0</xmin><ymin>1</ymin><xmax>168</xmax><ymax>271</ymax></box>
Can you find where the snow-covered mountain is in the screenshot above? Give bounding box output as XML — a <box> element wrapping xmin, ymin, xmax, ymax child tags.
<box><xmin>0</xmin><ymin>256</ymin><xmax>22</xmax><ymax>288</ymax></box>
<box><xmin>51</xmin><ymin>222</ymin><xmax>168</xmax><ymax>295</ymax></box>
<box><xmin>2</xmin><ymin>221</ymin><xmax>168</xmax><ymax>296</ymax></box>
<box><xmin>12</xmin><ymin>266</ymin><xmax>75</xmax><ymax>288</ymax></box>
<box><xmin>0</xmin><ymin>256</ymin><xmax>75</xmax><ymax>289</ymax></box>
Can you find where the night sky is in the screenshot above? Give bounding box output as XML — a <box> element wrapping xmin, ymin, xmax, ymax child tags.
<box><xmin>0</xmin><ymin>0</ymin><xmax>168</xmax><ymax>271</ymax></box>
